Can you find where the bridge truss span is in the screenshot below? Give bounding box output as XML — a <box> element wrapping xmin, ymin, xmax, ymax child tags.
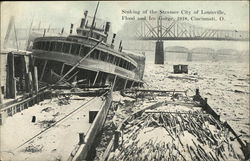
<box><xmin>133</xmin><ymin>19</ymin><xmax>249</xmax><ymax>41</ymax></box>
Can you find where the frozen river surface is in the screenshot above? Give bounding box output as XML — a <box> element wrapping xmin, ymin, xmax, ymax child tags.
<box><xmin>143</xmin><ymin>61</ymin><xmax>249</xmax><ymax>142</ymax></box>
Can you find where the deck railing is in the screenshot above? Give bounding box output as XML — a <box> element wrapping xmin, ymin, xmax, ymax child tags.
<box><xmin>0</xmin><ymin>88</ymin><xmax>50</xmax><ymax>125</ymax></box>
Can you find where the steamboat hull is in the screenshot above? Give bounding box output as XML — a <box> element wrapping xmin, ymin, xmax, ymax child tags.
<box><xmin>32</xmin><ymin>37</ymin><xmax>145</xmax><ymax>91</ymax></box>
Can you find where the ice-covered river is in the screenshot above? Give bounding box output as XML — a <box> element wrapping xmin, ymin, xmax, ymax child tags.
<box><xmin>143</xmin><ymin>60</ymin><xmax>249</xmax><ymax>142</ymax></box>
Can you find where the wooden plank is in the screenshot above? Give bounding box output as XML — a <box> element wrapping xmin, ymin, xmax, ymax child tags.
<box><xmin>6</xmin><ymin>52</ymin><xmax>15</xmax><ymax>98</ymax></box>
<box><xmin>113</xmin><ymin>130</ymin><xmax>120</xmax><ymax>151</ymax></box>
<box><xmin>112</xmin><ymin>75</ymin><xmax>117</xmax><ymax>91</ymax></box>
<box><xmin>12</xmin><ymin>79</ymin><xmax>17</xmax><ymax>99</ymax></box>
<box><xmin>39</xmin><ymin>60</ymin><xmax>47</xmax><ymax>81</ymax></box>
<box><xmin>28</xmin><ymin>72</ymin><xmax>33</xmax><ymax>95</ymax></box>
<box><xmin>145</xmin><ymin>111</ymin><xmax>209</xmax><ymax>115</ymax></box>
<box><xmin>130</xmin><ymin>81</ymin><xmax>134</xmax><ymax>88</ymax></box>
<box><xmin>0</xmin><ymin>91</ymin><xmax>3</xmax><ymax>104</ymax></box>
<box><xmin>124</xmin><ymin>79</ymin><xmax>128</xmax><ymax>90</ymax></box>
<box><xmin>92</xmin><ymin>71</ymin><xmax>99</xmax><ymax>86</ymax></box>
<box><xmin>60</xmin><ymin>63</ymin><xmax>65</xmax><ymax>76</ymax></box>
<box><xmin>33</xmin><ymin>67</ymin><xmax>39</xmax><ymax>94</ymax></box>
<box><xmin>24</xmin><ymin>73</ymin><xmax>29</xmax><ymax>93</ymax></box>
<box><xmin>128</xmin><ymin>89</ymin><xmax>186</xmax><ymax>93</ymax></box>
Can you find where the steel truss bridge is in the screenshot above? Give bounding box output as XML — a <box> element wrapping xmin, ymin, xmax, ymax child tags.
<box><xmin>135</xmin><ymin>20</ymin><xmax>249</xmax><ymax>41</ymax></box>
<box><xmin>122</xmin><ymin>17</ymin><xmax>249</xmax><ymax>64</ymax></box>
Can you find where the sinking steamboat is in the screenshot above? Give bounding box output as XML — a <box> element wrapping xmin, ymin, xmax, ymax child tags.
<box><xmin>31</xmin><ymin>9</ymin><xmax>145</xmax><ymax>90</ymax></box>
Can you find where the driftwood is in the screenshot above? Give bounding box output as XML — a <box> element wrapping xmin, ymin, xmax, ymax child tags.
<box><xmin>109</xmin><ymin>108</ymin><xmax>244</xmax><ymax>161</ymax></box>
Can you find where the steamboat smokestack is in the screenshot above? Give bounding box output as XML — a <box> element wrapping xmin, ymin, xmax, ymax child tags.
<box><xmin>84</xmin><ymin>10</ymin><xmax>88</xmax><ymax>18</ymax></box>
<box><xmin>111</xmin><ymin>33</ymin><xmax>116</xmax><ymax>49</ymax></box>
<box><xmin>104</xmin><ymin>22</ymin><xmax>110</xmax><ymax>35</ymax></box>
<box><xmin>70</xmin><ymin>24</ymin><xmax>73</xmax><ymax>34</ymax></box>
<box><xmin>80</xmin><ymin>18</ymin><xmax>85</xmax><ymax>28</ymax></box>
<box><xmin>80</xmin><ymin>10</ymin><xmax>88</xmax><ymax>28</ymax></box>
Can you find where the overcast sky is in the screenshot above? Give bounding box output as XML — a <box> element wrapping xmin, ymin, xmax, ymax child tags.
<box><xmin>1</xmin><ymin>1</ymin><xmax>249</xmax><ymax>50</ymax></box>
<box><xmin>1</xmin><ymin>1</ymin><xmax>249</xmax><ymax>31</ymax></box>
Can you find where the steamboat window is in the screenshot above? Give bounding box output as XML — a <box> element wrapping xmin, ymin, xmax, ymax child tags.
<box><xmin>36</xmin><ymin>42</ymin><xmax>40</xmax><ymax>49</ymax></box>
<box><xmin>54</xmin><ymin>42</ymin><xmax>57</xmax><ymax>51</ymax></box>
<box><xmin>62</xmin><ymin>43</ymin><xmax>70</xmax><ymax>53</ymax></box>
<box><xmin>55</xmin><ymin>42</ymin><xmax>62</xmax><ymax>52</ymax></box>
<box><xmin>46</xmin><ymin>41</ymin><xmax>50</xmax><ymax>51</ymax></box>
<box><xmin>76</xmin><ymin>44</ymin><xmax>80</xmax><ymax>55</ymax></box>
<box><xmin>82</xmin><ymin>31</ymin><xmax>87</xmax><ymax>36</ymax></box>
<box><xmin>44</xmin><ymin>41</ymin><xmax>48</xmax><ymax>50</ymax></box>
<box><xmin>123</xmin><ymin>61</ymin><xmax>127</xmax><ymax>68</ymax></box>
<box><xmin>109</xmin><ymin>55</ymin><xmax>114</xmax><ymax>63</ymax></box>
<box><xmin>114</xmin><ymin>57</ymin><xmax>119</xmax><ymax>65</ymax></box>
<box><xmin>93</xmin><ymin>49</ymin><xmax>99</xmax><ymax>59</ymax></box>
<box><xmin>127</xmin><ymin>62</ymin><xmax>130</xmax><ymax>70</ymax></box>
<box><xmin>42</xmin><ymin>41</ymin><xmax>47</xmax><ymax>50</ymax></box>
<box><xmin>106</xmin><ymin>53</ymin><xmax>110</xmax><ymax>61</ymax></box>
<box><xmin>96</xmin><ymin>35</ymin><xmax>100</xmax><ymax>40</ymax></box>
<box><xmin>90</xmin><ymin>51</ymin><xmax>95</xmax><ymax>59</ymax></box>
<box><xmin>131</xmin><ymin>64</ymin><xmax>136</xmax><ymax>70</ymax></box>
<box><xmin>49</xmin><ymin>42</ymin><xmax>55</xmax><ymax>51</ymax></box>
<box><xmin>43</xmin><ymin>41</ymin><xmax>47</xmax><ymax>50</ymax></box>
<box><xmin>38</xmin><ymin>41</ymin><xmax>42</xmax><ymax>49</ymax></box>
<box><xmin>124</xmin><ymin>61</ymin><xmax>128</xmax><ymax>69</ymax></box>
<box><xmin>119</xmin><ymin>59</ymin><xmax>123</xmax><ymax>67</ymax></box>
<box><xmin>106</xmin><ymin>54</ymin><xmax>110</xmax><ymax>62</ymax></box>
<box><xmin>114</xmin><ymin>56</ymin><xmax>118</xmax><ymax>65</ymax></box>
<box><xmin>127</xmin><ymin>62</ymin><xmax>130</xmax><ymax>69</ymax></box>
<box><xmin>104</xmin><ymin>52</ymin><xmax>108</xmax><ymax>61</ymax></box>
<box><xmin>119</xmin><ymin>59</ymin><xmax>124</xmax><ymax>67</ymax></box>
<box><xmin>122</xmin><ymin>59</ymin><xmax>125</xmax><ymax>68</ymax></box>
<box><xmin>128</xmin><ymin>63</ymin><xmax>132</xmax><ymax>70</ymax></box>
<box><xmin>112</xmin><ymin>56</ymin><xmax>116</xmax><ymax>64</ymax></box>
<box><xmin>37</xmin><ymin>42</ymin><xmax>41</xmax><ymax>49</ymax></box>
<box><xmin>40</xmin><ymin>41</ymin><xmax>45</xmax><ymax>50</ymax></box>
<box><xmin>100</xmin><ymin>51</ymin><xmax>106</xmax><ymax>61</ymax></box>
<box><xmin>40</xmin><ymin>41</ymin><xmax>44</xmax><ymax>50</ymax></box>
<box><xmin>84</xmin><ymin>47</ymin><xmax>90</xmax><ymax>57</ymax></box>
<box><xmin>71</xmin><ymin>44</ymin><xmax>81</xmax><ymax>55</ymax></box>
<box><xmin>80</xmin><ymin>45</ymin><xmax>85</xmax><ymax>57</ymax></box>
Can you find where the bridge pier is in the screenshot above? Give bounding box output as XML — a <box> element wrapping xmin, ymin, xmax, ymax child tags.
<box><xmin>187</xmin><ymin>52</ymin><xmax>193</xmax><ymax>61</ymax></box>
<box><xmin>155</xmin><ymin>40</ymin><xmax>164</xmax><ymax>64</ymax></box>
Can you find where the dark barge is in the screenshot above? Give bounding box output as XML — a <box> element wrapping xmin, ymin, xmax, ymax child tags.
<box><xmin>101</xmin><ymin>89</ymin><xmax>250</xmax><ymax>161</ymax></box>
